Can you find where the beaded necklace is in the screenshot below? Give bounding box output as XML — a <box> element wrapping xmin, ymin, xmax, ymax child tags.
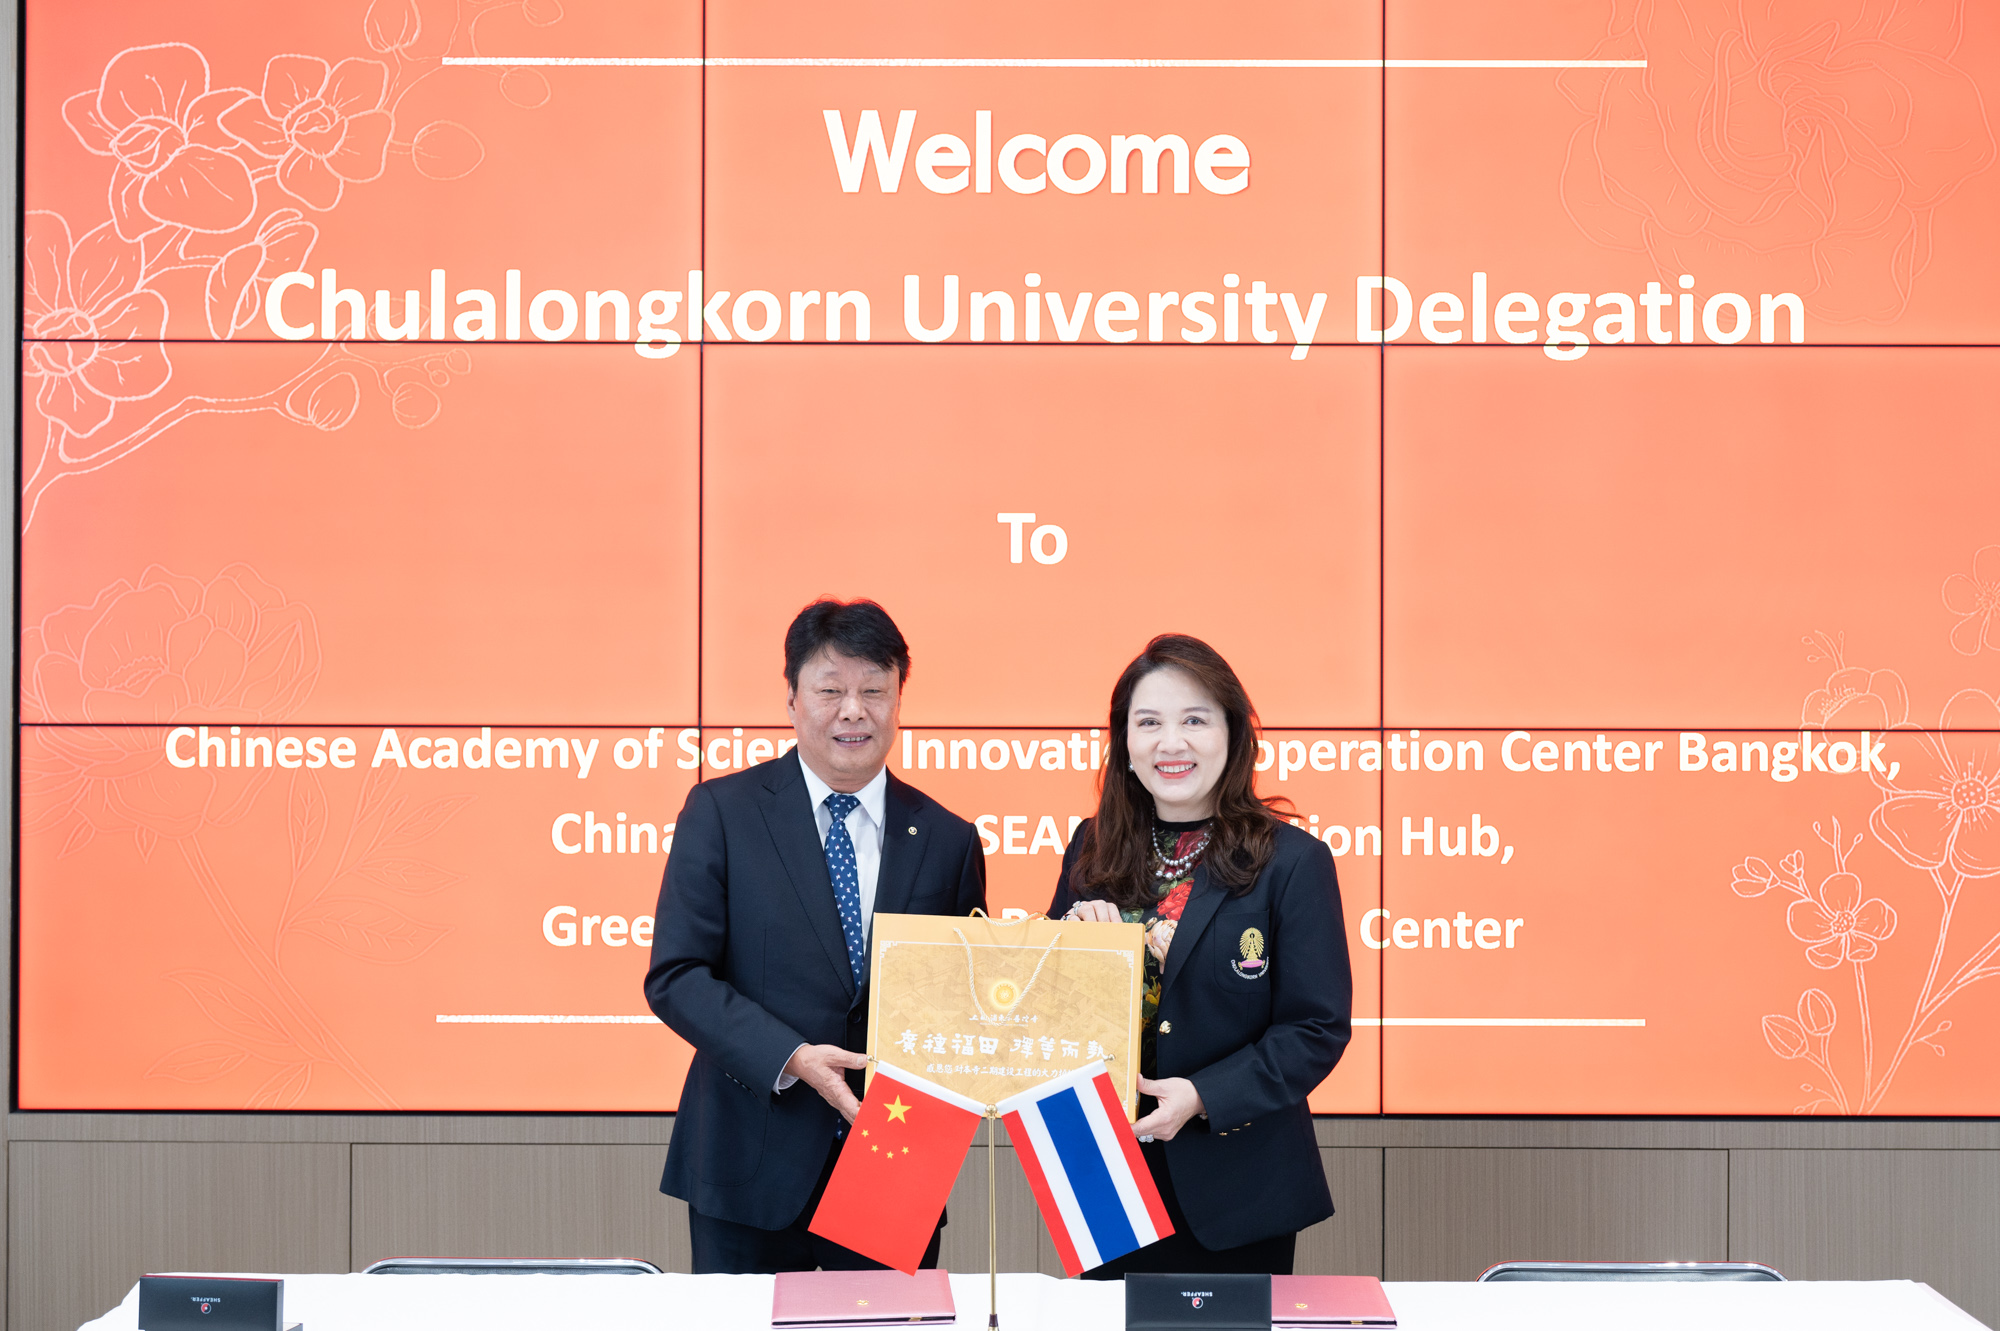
<box><xmin>1151</xmin><ymin>823</ymin><xmax>1211</xmax><ymax>884</ymax></box>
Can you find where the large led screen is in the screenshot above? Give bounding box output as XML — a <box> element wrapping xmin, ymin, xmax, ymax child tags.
<box><xmin>18</xmin><ymin>0</ymin><xmax>2000</xmax><ymax>1115</ymax></box>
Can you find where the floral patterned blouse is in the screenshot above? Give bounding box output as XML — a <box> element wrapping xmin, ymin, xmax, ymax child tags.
<box><xmin>1128</xmin><ymin>817</ymin><xmax>1210</xmax><ymax>1078</ymax></box>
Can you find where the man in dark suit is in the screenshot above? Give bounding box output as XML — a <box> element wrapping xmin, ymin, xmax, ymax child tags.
<box><xmin>645</xmin><ymin>599</ymin><xmax>987</xmax><ymax>1274</ymax></box>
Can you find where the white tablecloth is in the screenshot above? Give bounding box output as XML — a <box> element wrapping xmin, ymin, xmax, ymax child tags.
<box><xmin>81</xmin><ymin>1272</ymin><xmax>1991</xmax><ymax>1331</ymax></box>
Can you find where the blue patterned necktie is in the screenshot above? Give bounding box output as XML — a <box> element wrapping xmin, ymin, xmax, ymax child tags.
<box><xmin>823</xmin><ymin>792</ymin><xmax>867</xmax><ymax>983</ymax></box>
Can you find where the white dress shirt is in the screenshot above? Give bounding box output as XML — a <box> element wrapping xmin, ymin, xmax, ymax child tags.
<box><xmin>776</xmin><ymin>758</ymin><xmax>889</xmax><ymax>1091</ymax></box>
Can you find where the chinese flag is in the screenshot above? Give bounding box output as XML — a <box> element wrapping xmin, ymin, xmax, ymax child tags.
<box><xmin>808</xmin><ymin>1062</ymin><xmax>986</xmax><ymax>1273</ymax></box>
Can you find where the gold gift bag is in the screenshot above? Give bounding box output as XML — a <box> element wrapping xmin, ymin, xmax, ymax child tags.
<box><xmin>866</xmin><ymin>911</ymin><xmax>1147</xmax><ymax>1120</ymax></box>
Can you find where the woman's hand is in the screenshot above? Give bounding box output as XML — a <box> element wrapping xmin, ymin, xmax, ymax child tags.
<box><xmin>1133</xmin><ymin>1076</ymin><xmax>1206</xmax><ymax>1141</ymax></box>
<box><xmin>1064</xmin><ymin>899</ymin><xmax>1123</xmax><ymax>924</ymax></box>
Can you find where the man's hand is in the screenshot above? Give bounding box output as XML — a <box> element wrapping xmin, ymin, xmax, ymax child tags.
<box><xmin>1065</xmin><ymin>899</ymin><xmax>1123</xmax><ymax>924</ymax></box>
<box><xmin>1133</xmin><ymin>1076</ymin><xmax>1206</xmax><ymax>1141</ymax></box>
<box><xmin>784</xmin><ymin>1044</ymin><xmax>871</xmax><ymax>1122</ymax></box>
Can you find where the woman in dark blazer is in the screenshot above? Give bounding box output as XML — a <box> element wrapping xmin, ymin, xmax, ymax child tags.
<box><xmin>1048</xmin><ymin>633</ymin><xmax>1351</xmax><ymax>1276</ymax></box>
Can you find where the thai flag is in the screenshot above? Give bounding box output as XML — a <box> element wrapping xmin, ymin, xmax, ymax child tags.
<box><xmin>997</xmin><ymin>1061</ymin><xmax>1173</xmax><ymax>1275</ymax></box>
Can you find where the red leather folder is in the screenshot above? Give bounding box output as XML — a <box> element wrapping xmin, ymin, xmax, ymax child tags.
<box><xmin>1272</xmin><ymin>1275</ymin><xmax>1398</xmax><ymax>1327</ymax></box>
<box><xmin>770</xmin><ymin>1269</ymin><xmax>957</xmax><ymax>1327</ymax></box>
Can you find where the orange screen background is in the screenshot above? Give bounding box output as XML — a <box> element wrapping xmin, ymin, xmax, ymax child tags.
<box><xmin>16</xmin><ymin>0</ymin><xmax>2000</xmax><ymax>1115</ymax></box>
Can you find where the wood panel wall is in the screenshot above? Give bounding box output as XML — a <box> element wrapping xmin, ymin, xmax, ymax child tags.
<box><xmin>10</xmin><ymin>1116</ymin><xmax>2000</xmax><ymax>1331</ymax></box>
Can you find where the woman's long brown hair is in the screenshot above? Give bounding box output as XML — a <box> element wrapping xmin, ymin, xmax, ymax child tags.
<box><xmin>1069</xmin><ymin>634</ymin><xmax>1290</xmax><ymax>909</ymax></box>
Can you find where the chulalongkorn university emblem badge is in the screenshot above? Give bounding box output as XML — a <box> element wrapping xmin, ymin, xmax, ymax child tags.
<box><xmin>1232</xmin><ymin>926</ymin><xmax>1268</xmax><ymax>979</ymax></box>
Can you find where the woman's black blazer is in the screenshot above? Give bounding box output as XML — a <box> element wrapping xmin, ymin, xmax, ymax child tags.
<box><xmin>1048</xmin><ymin>818</ymin><xmax>1352</xmax><ymax>1250</ymax></box>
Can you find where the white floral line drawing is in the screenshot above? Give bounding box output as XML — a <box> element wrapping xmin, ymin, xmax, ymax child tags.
<box><xmin>20</xmin><ymin>0</ymin><xmax>565</xmax><ymax>1103</ymax></box>
<box><xmin>1735</xmin><ymin>826</ymin><xmax>1896</xmax><ymax>1114</ymax></box>
<box><xmin>23</xmin><ymin>564</ymin><xmax>467</xmax><ymax>1110</ymax></box>
<box><xmin>1741</xmin><ymin>809</ymin><xmax>2000</xmax><ymax>1115</ymax></box>
<box><xmin>1943</xmin><ymin>544</ymin><xmax>2000</xmax><ymax>655</ymax></box>
<box><xmin>147</xmin><ymin>769</ymin><xmax>466</xmax><ymax>1110</ymax></box>
<box><xmin>22</xmin><ymin>266</ymin><xmax>474</xmax><ymax>529</ymax></box>
<box><xmin>1733</xmin><ymin>558</ymin><xmax>2000</xmax><ymax>1113</ymax></box>
<box><xmin>1557</xmin><ymin>0</ymin><xmax>1999</xmax><ymax>324</ymax></box>
<box><xmin>26</xmin><ymin>0</ymin><xmax>565</xmax><ymax>525</ymax></box>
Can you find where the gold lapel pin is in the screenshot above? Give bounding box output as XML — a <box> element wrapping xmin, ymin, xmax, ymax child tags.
<box><xmin>907</xmin><ymin>826</ymin><xmax>917</xmax><ymax>834</ymax></box>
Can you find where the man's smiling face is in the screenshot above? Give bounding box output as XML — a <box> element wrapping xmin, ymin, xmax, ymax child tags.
<box><xmin>786</xmin><ymin>647</ymin><xmax>902</xmax><ymax>792</ymax></box>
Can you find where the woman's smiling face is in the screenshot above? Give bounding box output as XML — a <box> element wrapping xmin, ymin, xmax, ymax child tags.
<box><xmin>1127</xmin><ymin>665</ymin><xmax>1229</xmax><ymax>822</ymax></box>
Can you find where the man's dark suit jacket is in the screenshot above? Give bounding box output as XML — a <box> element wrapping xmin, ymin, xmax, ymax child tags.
<box><xmin>645</xmin><ymin>748</ymin><xmax>987</xmax><ymax>1230</ymax></box>
<box><xmin>1048</xmin><ymin>818</ymin><xmax>1351</xmax><ymax>1251</ymax></box>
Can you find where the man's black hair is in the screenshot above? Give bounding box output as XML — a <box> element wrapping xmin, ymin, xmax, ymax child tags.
<box><xmin>783</xmin><ymin>599</ymin><xmax>911</xmax><ymax>689</ymax></box>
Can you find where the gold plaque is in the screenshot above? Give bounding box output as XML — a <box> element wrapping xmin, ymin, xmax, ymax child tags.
<box><xmin>866</xmin><ymin>912</ymin><xmax>1146</xmax><ymax>1119</ymax></box>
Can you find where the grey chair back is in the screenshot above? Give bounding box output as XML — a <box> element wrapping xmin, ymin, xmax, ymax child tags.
<box><xmin>363</xmin><ymin>1257</ymin><xmax>662</xmax><ymax>1275</ymax></box>
<box><xmin>1479</xmin><ymin>1261</ymin><xmax>1783</xmax><ymax>1282</ymax></box>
